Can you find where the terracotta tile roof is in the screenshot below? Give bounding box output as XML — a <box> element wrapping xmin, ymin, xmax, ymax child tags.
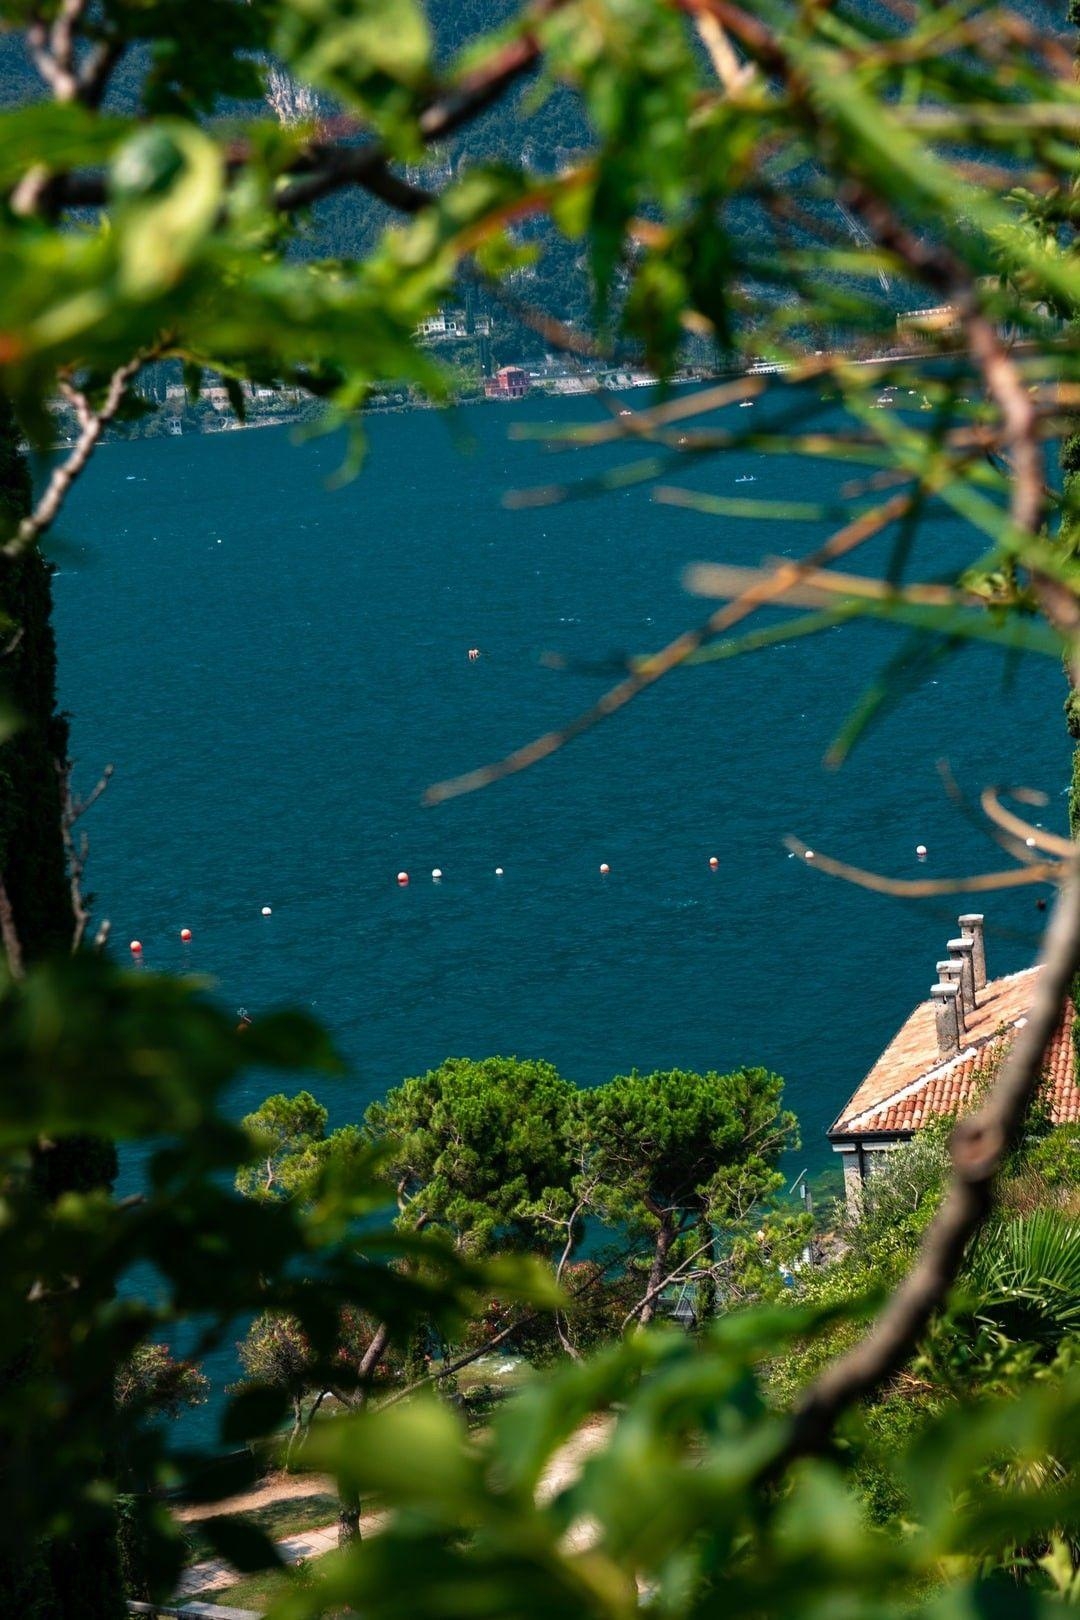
<box><xmin>830</xmin><ymin>966</ymin><xmax>1080</xmax><ymax>1137</ymax></box>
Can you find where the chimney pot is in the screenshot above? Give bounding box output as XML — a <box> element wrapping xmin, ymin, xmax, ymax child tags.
<box><xmin>931</xmin><ymin>982</ymin><xmax>960</xmax><ymax>1059</ymax></box>
<box><xmin>937</xmin><ymin>960</ymin><xmax>967</xmax><ymax>1027</ymax></box>
<box><xmin>958</xmin><ymin>914</ymin><xmax>987</xmax><ymax>990</ymax></box>
<box><xmin>947</xmin><ymin>937</ymin><xmax>976</xmax><ymax>1012</ymax></box>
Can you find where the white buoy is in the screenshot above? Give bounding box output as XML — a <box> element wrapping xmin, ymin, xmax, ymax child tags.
<box><xmin>709</xmin><ymin>856</ymin><xmax>719</xmax><ymax>870</ymax></box>
<box><xmin>432</xmin><ymin>867</ymin><xmax>443</xmax><ymax>881</ymax></box>
<box><xmin>1026</xmin><ymin>836</ymin><xmax>1037</xmax><ymax>848</ymax></box>
<box><xmin>804</xmin><ymin>850</ymin><xmax>815</xmax><ymax>861</ymax></box>
<box><xmin>261</xmin><ymin>905</ymin><xmax>272</xmax><ymax>916</ymax></box>
<box><xmin>495</xmin><ymin>867</ymin><xmax>504</xmax><ymax>877</ymax></box>
<box><xmin>599</xmin><ymin>862</ymin><xmax>610</xmax><ymax>875</ymax></box>
<box><xmin>396</xmin><ymin>872</ymin><xmax>409</xmax><ymax>887</ymax></box>
<box><xmin>916</xmin><ymin>844</ymin><xmax>927</xmax><ymax>859</ymax></box>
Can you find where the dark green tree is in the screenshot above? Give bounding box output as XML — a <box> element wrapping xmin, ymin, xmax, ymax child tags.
<box><xmin>235</xmin><ymin>1091</ymin><xmax>401</xmax><ymax>1546</ymax></box>
<box><xmin>582</xmin><ymin>1067</ymin><xmax>796</xmax><ymax>1326</ymax></box>
<box><xmin>364</xmin><ymin>1056</ymin><xmax>579</xmax><ymax>1253</ymax></box>
<box><xmin>235</xmin><ymin>1089</ymin><xmax>331</xmax><ymax>1202</ymax></box>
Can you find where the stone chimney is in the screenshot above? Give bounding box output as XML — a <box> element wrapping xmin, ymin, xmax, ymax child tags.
<box><xmin>937</xmin><ymin>960</ymin><xmax>967</xmax><ymax>1028</ymax></box>
<box><xmin>931</xmin><ymin>982</ymin><xmax>961</xmax><ymax>1059</ymax></box>
<box><xmin>958</xmin><ymin>914</ymin><xmax>986</xmax><ymax>990</ymax></box>
<box><xmin>948</xmin><ymin>936</ymin><xmax>976</xmax><ymax>1012</ymax></box>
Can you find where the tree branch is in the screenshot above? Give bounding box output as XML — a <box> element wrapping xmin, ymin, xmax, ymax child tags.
<box><xmin>5</xmin><ymin>353</ymin><xmax>154</xmax><ymax>558</ymax></box>
<box><xmin>273</xmin><ymin>8</ymin><xmax>555</xmax><ymax>216</ymax></box>
<box><xmin>620</xmin><ymin>1234</ymin><xmax>715</xmax><ymax>1333</ymax></box>
<box><xmin>0</xmin><ymin>873</ymin><xmax>25</xmax><ymax>980</ymax></box>
<box><xmin>26</xmin><ymin>1</ymin><xmax>84</xmax><ymax>103</ymax></box>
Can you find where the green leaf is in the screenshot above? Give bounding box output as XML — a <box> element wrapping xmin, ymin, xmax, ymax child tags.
<box><xmin>196</xmin><ymin>1512</ymin><xmax>285</xmax><ymax>1573</ymax></box>
<box><xmin>0</xmin><ymin>105</ymin><xmax>132</xmax><ymax>188</ymax></box>
<box><xmin>221</xmin><ymin>1385</ymin><xmax>291</xmax><ymax>1444</ymax></box>
<box><xmin>306</xmin><ymin>1397</ymin><xmax>481</xmax><ymax>1509</ymax></box>
<box><xmin>111</xmin><ymin>122</ymin><xmax>224</xmax><ymax>297</ymax></box>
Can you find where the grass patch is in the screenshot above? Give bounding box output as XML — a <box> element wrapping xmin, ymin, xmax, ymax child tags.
<box><xmin>190</xmin><ymin>1565</ymin><xmax>302</xmax><ymax>1613</ymax></box>
<box><xmin>184</xmin><ymin>1493</ymin><xmax>339</xmax><ymax>1565</ymax></box>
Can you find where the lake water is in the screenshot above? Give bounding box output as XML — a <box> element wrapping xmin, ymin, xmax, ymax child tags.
<box><xmin>51</xmin><ymin>390</ymin><xmax>1066</xmax><ymax>1166</ymax></box>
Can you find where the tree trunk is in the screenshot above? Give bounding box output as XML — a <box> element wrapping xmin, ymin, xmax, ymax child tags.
<box><xmin>0</xmin><ymin>394</ymin><xmax>75</xmax><ymax>958</ymax></box>
<box><xmin>695</xmin><ymin>1217</ymin><xmax>717</xmax><ymax>1325</ymax></box>
<box><xmin>0</xmin><ymin>397</ymin><xmax>126</xmax><ymax>1619</ymax></box>
<box><xmin>639</xmin><ymin>1216</ymin><xmax>675</xmax><ymax>1327</ymax></box>
<box><xmin>337</xmin><ymin>1485</ymin><xmax>362</xmax><ymax>1549</ymax></box>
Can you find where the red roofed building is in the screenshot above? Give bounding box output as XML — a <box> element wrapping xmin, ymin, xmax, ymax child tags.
<box><xmin>829</xmin><ymin>916</ymin><xmax>1080</xmax><ymax>1209</ymax></box>
<box><xmin>484</xmin><ymin>365</ymin><xmax>530</xmax><ymax>400</ymax></box>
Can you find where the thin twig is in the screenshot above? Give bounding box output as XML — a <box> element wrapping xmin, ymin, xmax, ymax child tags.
<box><xmin>783</xmin><ymin>836</ymin><xmax>1062</xmax><ymax>897</ymax></box>
<box><xmin>6</xmin><ymin>354</ymin><xmax>153</xmax><ymax>558</ymax></box>
<box><xmin>424</xmin><ymin>490</ymin><xmax>915</xmax><ymax>804</ymax></box>
<box><xmin>620</xmin><ymin>1235</ymin><xmax>716</xmax><ymax>1332</ymax></box>
<box><xmin>979</xmin><ymin>786</ymin><xmax>1074</xmax><ymax>859</ymax></box>
<box><xmin>56</xmin><ymin>758</ymin><xmax>113</xmax><ymax>951</ymax></box>
<box><xmin>694</xmin><ymin>11</ymin><xmax>754</xmax><ymax>93</ymax></box>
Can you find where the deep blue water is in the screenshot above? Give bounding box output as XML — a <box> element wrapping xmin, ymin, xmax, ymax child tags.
<box><xmin>51</xmin><ymin>391</ymin><xmax>1067</xmax><ymax>1149</ymax></box>
<box><xmin>47</xmin><ymin>389</ymin><xmax>1067</xmax><ymax>1426</ymax></box>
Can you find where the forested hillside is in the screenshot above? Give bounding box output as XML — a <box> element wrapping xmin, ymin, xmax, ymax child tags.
<box><xmin>0</xmin><ymin>2</ymin><xmax>599</xmax><ymax>355</ymax></box>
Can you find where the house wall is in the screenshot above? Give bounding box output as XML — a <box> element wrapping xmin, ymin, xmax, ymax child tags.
<box><xmin>832</xmin><ymin>1138</ymin><xmax>906</xmax><ymax>1213</ymax></box>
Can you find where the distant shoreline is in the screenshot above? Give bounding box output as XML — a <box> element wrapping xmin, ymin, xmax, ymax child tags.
<box><xmin>37</xmin><ymin>347</ymin><xmax>928</xmax><ymax>454</ymax></box>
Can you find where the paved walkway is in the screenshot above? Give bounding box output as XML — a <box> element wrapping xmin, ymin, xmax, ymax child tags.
<box><xmin>175</xmin><ymin>1415</ymin><xmax>610</xmax><ymax>1603</ymax></box>
<box><xmin>175</xmin><ymin>1521</ymin><xmax>342</xmax><ymax>1600</ymax></box>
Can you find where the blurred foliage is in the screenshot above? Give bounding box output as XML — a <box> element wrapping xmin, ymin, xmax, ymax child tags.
<box><xmin>0</xmin><ymin>953</ymin><xmax>546</xmax><ymax>1605</ymax></box>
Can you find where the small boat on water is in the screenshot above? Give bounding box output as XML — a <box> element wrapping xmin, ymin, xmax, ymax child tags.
<box><xmin>735</xmin><ymin>475</ymin><xmax>756</xmax><ymax>483</ymax></box>
<box><xmin>739</xmin><ymin>400</ymin><xmax>754</xmax><ymax>408</ymax></box>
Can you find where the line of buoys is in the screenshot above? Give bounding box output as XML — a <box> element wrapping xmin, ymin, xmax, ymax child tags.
<box><xmin>126</xmin><ymin>831</ymin><xmax>947</xmax><ymax>957</ymax></box>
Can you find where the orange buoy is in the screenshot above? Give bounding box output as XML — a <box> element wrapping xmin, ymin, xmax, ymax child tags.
<box><xmin>709</xmin><ymin>856</ymin><xmax>719</xmax><ymax>869</ymax></box>
<box><xmin>129</xmin><ymin>940</ymin><xmax>142</xmax><ymax>955</ymax></box>
<box><xmin>599</xmin><ymin>863</ymin><xmax>610</xmax><ymax>875</ymax></box>
<box><xmin>180</xmin><ymin>927</ymin><xmax>192</xmax><ymax>942</ymax></box>
<box><xmin>397</xmin><ymin>871</ymin><xmax>409</xmax><ymax>886</ymax></box>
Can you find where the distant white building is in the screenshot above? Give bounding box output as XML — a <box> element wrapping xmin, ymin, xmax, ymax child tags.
<box><xmin>416</xmin><ymin>309</ymin><xmax>491</xmax><ymax>342</ymax></box>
